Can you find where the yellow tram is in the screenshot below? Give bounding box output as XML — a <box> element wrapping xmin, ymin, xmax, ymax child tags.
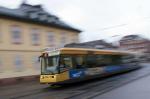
<box><xmin>40</xmin><ymin>48</ymin><xmax>140</xmax><ymax>84</ymax></box>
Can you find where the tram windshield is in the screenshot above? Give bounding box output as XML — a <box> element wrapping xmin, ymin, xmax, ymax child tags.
<box><xmin>41</xmin><ymin>55</ymin><xmax>59</xmax><ymax>74</ymax></box>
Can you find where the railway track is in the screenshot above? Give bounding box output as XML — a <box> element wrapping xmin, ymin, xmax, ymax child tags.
<box><xmin>65</xmin><ymin>66</ymin><xmax>150</xmax><ymax>99</ymax></box>
<box><xmin>1</xmin><ymin>63</ymin><xmax>150</xmax><ymax>99</ymax></box>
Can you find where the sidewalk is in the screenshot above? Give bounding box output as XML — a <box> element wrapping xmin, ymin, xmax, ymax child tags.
<box><xmin>0</xmin><ymin>70</ymin><xmax>40</xmax><ymax>86</ymax></box>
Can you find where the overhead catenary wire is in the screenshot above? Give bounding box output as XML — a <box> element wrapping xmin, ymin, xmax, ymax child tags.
<box><xmin>89</xmin><ymin>16</ymin><xmax>150</xmax><ymax>32</ymax></box>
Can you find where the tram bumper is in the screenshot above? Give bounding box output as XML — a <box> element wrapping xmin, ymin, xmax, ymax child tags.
<box><xmin>40</xmin><ymin>72</ymin><xmax>69</xmax><ymax>84</ymax></box>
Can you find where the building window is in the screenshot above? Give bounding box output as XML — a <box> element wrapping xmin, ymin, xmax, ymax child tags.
<box><xmin>11</xmin><ymin>25</ymin><xmax>22</xmax><ymax>44</ymax></box>
<box><xmin>29</xmin><ymin>13</ymin><xmax>38</xmax><ymax>19</ymax></box>
<box><xmin>32</xmin><ymin>56</ymin><xmax>40</xmax><ymax>70</ymax></box>
<box><xmin>39</xmin><ymin>14</ymin><xmax>47</xmax><ymax>21</ymax></box>
<box><xmin>48</xmin><ymin>17</ymin><xmax>57</xmax><ymax>23</ymax></box>
<box><xmin>0</xmin><ymin>25</ymin><xmax>2</xmax><ymax>43</ymax></box>
<box><xmin>0</xmin><ymin>57</ymin><xmax>3</xmax><ymax>73</ymax></box>
<box><xmin>47</xmin><ymin>32</ymin><xmax>55</xmax><ymax>47</ymax></box>
<box><xmin>31</xmin><ymin>29</ymin><xmax>40</xmax><ymax>45</ymax></box>
<box><xmin>14</xmin><ymin>55</ymin><xmax>23</xmax><ymax>71</ymax></box>
<box><xmin>60</xmin><ymin>32</ymin><xmax>67</xmax><ymax>47</ymax></box>
<box><xmin>0</xmin><ymin>32</ymin><xmax>1</xmax><ymax>43</ymax></box>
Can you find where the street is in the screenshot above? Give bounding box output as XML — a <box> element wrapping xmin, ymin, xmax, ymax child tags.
<box><xmin>0</xmin><ymin>63</ymin><xmax>150</xmax><ymax>99</ymax></box>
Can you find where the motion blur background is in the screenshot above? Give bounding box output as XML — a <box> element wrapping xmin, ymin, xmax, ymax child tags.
<box><xmin>0</xmin><ymin>0</ymin><xmax>150</xmax><ymax>84</ymax></box>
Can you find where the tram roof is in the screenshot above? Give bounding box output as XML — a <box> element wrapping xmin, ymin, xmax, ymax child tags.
<box><xmin>44</xmin><ymin>48</ymin><xmax>139</xmax><ymax>55</ymax></box>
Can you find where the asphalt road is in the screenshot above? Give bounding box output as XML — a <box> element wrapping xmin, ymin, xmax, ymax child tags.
<box><xmin>0</xmin><ymin>63</ymin><xmax>150</xmax><ymax>99</ymax></box>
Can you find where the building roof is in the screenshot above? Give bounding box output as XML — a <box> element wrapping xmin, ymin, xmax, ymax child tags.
<box><xmin>65</xmin><ymin>40</ymin><xmax>118</xmax><ymax>49</ymax></box>
<box><xmin>120</xmin><ymin>35</ymin><xmax>148</xmax><ymax>42</ymax></box>
<box><xmin>0</xmin><ymin>3</ymin><xmax>81</xmax><ymax>32</ymax></box>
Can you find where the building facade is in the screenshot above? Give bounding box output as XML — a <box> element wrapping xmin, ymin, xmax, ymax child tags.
<box><xmin>119</xmin><ymin>35</ymin><xmax>150</xmax><ymax>53</ymax></box>
<box><xmin>0</xmin><ymin>3</ymin><xmax>80</xmax><ymax>80</ymax></box>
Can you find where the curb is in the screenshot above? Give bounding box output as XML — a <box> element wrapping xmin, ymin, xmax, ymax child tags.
<box><xmin>0</xmin><ymin>75</ymin><xmax>39</xmax><ymax>86</ymax></box>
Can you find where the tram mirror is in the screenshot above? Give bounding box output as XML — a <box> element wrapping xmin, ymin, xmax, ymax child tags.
<box><xmin>38</xmin><ymin>56</ymin><xmax>41</xmax><ymax>62</ymax></box>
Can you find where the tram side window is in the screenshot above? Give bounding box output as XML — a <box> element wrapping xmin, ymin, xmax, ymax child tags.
<box><xmin>122</xmin><ymin>55</ymin><xmax>135</xmax><ymax>64</ymax></box>
<box><xmin>60</xmin><ymin>55</ymin><xmax>73</xmax><ymax>71</ymax></box>
<box><xmin>96</xmin><ymin>55</ymin><xmax>112</xmax><ymax>66</ymax></box>
<box><xmin>74</xmin><ymin>55</ymin><xmax>86</xmax><ymax>69</ymax></box>
<box><xmin>86</xmin><ymin>55</ymin><xmax>97</xmax><ymax>68</ymax></box>
<box><xmin>111</xmin><ymin>55</ymin><xmax>123</xmax><ymax>65</ymax></box>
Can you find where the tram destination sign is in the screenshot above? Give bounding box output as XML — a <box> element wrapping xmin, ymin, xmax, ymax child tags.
<box><xmin>48</xmin><ymin>51</ymin><xmax>60</xmax><ymax>56</ymax></box>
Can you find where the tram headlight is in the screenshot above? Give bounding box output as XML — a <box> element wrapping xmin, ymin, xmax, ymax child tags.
<box><xmin>41</xmin><ymin>76</ymin><xmax>44</xmax><ymax>79</ymax></box>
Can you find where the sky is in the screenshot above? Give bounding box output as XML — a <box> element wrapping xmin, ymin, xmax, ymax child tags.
<box><xmin>0</xmin><ymin>0</ymin><xmax>150</xmax><ymax>42</ymax></box>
